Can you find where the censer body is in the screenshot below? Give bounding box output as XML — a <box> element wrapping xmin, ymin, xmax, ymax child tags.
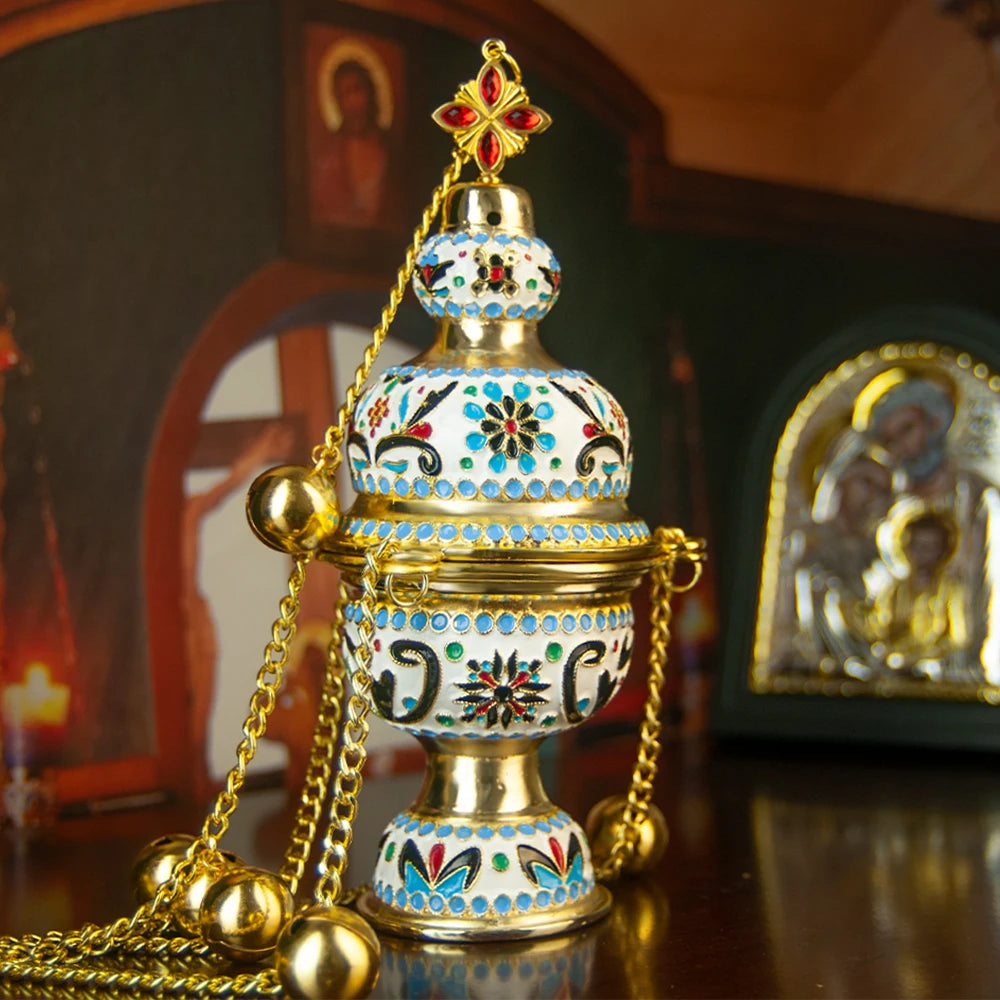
<box><xmin>322</xmin><ymin>183</ymin><xmax>657</xmax><ymax>940</ymax></box>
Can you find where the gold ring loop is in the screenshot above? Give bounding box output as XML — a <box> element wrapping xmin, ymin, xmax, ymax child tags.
<box><xmin>386</xmin><ymin>572</ymin><xmax>429</xmax><ymax>608</ymax></box>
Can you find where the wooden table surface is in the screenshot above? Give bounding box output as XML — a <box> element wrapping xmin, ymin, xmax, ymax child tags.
<box><xmin>3</xmin><ymin>733</ymin><xmax>999</xmax><ymax>998</ymax></box>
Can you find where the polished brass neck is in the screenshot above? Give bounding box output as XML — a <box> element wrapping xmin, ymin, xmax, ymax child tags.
<box><xmin>443</xmin><ymin>183</ymin><xmax>535</xmax><ymax>234</ymax></box>
<box><xmin>421</xmin><ymin>318</ymin><xmax>559</xmax><ymax>368</ymax></box>
<box><xmin>413</xmin><ymin>737</ymin><xmax>552</xmax><ymax>819</ymax></box>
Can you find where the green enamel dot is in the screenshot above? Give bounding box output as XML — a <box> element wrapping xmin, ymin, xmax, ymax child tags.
<box><xmin>436</xmin><ymin>714</ymin><xmax>455</xmax><ymax>727</ymax></box>
<box><xmin>454</xmin><ymin>276</ymin><xmax>465</xmax><ymax>287</ymax></box>
<box><xmin>546</xmin><ymin>642</ymin><xmax>563</xmax><ymax>662</ymax></box>
<box><xmin>541</xmin><ymin>716</ymin><xmax>557</xmax><ymax>727</ymax></box>
<box><xmin>385</xmin><ymin>842</ymin><xmax>395</xmax><ymax>861</ymax></box>
<box><xmin>446</xmin><ymin>642</ymin><xmax>464</xmax><ymax>661</ymax></box>
<box><xmin>464</xmin><ymin>386</ymin><xmax>478</xmax><ymax>395</ymax></box>
<box><xmin>491</xmin><ymin>853</ymin><xmax>510</xmax><ymax>872</ymax></box>
<box><xmin>460</xmin><ymin>457</ymin><xmax>474</xmax><ymax>470</ymax></box>
<box><xmin>536</xmin><ymin>386</ymin><xmax>549</xmax><ymax>394</ymax></box>
<box><xmin>526</xmin><ymin>278</ymin><xmax>537</xmax><ymax>290</ymax></box>
<box><xmin>550</xmin><ymin>458</ymin><xmax>562</xmax><ymax>469</ymax></box>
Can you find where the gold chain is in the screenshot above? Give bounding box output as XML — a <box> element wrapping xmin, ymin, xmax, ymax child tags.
<box><xmin>594</xmin><ymin>527</ymin><xmax>705</xmax><ymax>883</ymax></box>
<box><xmin>0</xmin><ymin>147</ymin><xmax>470</xmax><ymax>996</ymax></box>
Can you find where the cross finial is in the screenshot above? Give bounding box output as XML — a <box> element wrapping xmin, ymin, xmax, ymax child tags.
<box><xmin>432</xmin><ymin>39</ymin><xmax>552</xmax><ymax>182</ymax></box>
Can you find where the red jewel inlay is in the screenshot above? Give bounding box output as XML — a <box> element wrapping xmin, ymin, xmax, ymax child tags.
<box><xmin>480</xmin><ymin>66</ymin><xmax>502</xmax><ymax>106</ymax></box>
<box><xmin>478</xmin><ymin>129</ymin><xmax>501</xmax><ymax>170</ymax></box>
<box><xmin>549</xmin><ymin>837</ymin><xmax>565</xmax><ymax>872</ymax></box>
<box><xmin>583</xmin><ymin>422</ymin><xmax>600</xmax><ymax>439</ymax></box>
<box><xmin>504</xmin><ymin>108</ymin><xmax>541</xmax><ymax>130</ymax></box>
<box><xmin>490</xmin><ymin>266</ymin><xmax>505</xmax><ymax>282</ymax></box>
<box><xmin>442</xmin><ymin>103</ymin><xmax>479</xmax><ymax>127</ymax></box>
<box><xmin>505</xmin><ymin>419</ymin><xmax>518</xmax><ymax>433</ymax></box>
<box><xmin>421</xmin><ymin>265</ymin><xmax>434</xmax><ymax>286</ymax></box>
<box><xmin>428</xmin><ymin>842</ymin><xmax>445</xmax><ymax>881</ymax></box>
<box><xmin>410</xmin><ymin>421</ymin><xmax>433</xmax><ymax>440</ymax></box>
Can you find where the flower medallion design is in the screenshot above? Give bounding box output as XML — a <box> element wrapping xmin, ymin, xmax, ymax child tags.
<box><xmin>472</xmin><ymin>248</ymin><xmax>518</xmax><ymax>297</ymax></box>
<box><xmin>455</xmin><ymin>651</ymin><xmax>550</xmax><ymax>728</ymax></box>
<box><xmin>518</xmin><ymin>833</ymin><xmax>584</xmax><ymax>890</ymax></box>
<box><xmin>464</xmin><ymin>380</ymin><xmax>556</xmax><ymax>475</ymax></box>
<box><xmin>399</xmin><ymin>840</ymin><xmax>482</xmax><ymax>899</ymax></box>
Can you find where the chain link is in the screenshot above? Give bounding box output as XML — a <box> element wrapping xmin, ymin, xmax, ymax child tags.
<box><xmin>594</xmin><ymin>527</ymin><xmax>705</xmax><ymax>883</ymax></box>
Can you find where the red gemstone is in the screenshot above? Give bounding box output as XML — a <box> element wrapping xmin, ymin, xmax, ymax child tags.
<box><xmin>478</xmin><ymin>129</ymin><xmax>501</xmax><ymax>170</ymax></box>
<box><xmin>410</xmin><ymin>421</ymin><xmax>432</xmax><ymax>440</ymax></box>
<box><xmin>480</xmin><ymin>66</ymin><xmax>503</xmax><ymax>106</ymax></box>
<box><xmin>441</xmin><ymin>103</ymin><xmax>478</xmax><ymax>128</ymax></box>
<box><xmin>505</xmin><ymin>419</ymin><xmax>518</xmax><ymax>433</ymax></box>
<box><xmin>490</xmin><ymin>266</ymin><xmax>505</xmax><ymax>283</ymax></box>
<box><xmin>583</xmin><ymin>422</ymin><xmax>600</xmax><ymax>439</ymax></box>
<box><xmin>504</xmin><ymin>107</ymin><xmax>541</xmax><ymax>131</ymax></box>
<box><xmin>421</xmin><ymin>265</ymin><xmax>433</xmax><ymax>286</ymax></box>
<box><xmin>549</xmin><ymin>837</ymin><xmax>565</xmax><ymax>872</ymax></box>
<box><xmin>428</xmin><ymin>842</ymin><xmax>445</xmax><ymax>881</ymax></box>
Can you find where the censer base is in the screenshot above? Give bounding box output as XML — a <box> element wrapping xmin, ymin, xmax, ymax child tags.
<box><xmin>357</xmin><ymin>883</ymin><xmax>611</xmax><ymax>943</ymax></box>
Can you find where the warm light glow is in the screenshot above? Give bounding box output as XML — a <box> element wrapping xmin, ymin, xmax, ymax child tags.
<box><xmin>1</xmin><ymin>661</ymin><xmax>70</xmax><ymax>728</ymax></box>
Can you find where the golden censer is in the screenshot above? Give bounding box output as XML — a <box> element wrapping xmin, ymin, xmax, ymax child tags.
<box><xmin>0</xmin><ymin>39</ymin><xmax>704</xmax><ymax>1000</ymax></box>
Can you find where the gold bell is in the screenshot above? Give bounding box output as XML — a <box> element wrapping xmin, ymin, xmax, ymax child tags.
<box><xmin>131</xmin><ymin>834</ymin><xmax>197</xmax><ymax>904</ymax></box>
<box><xmin>199</xmin><ymin>866</ymin><xmax>294</xmax><ymax>963</ymax></box>
<box><xmin>172</xmin><ymin>850</ymin><xmax>243</xmax><ymax>936</ymax></box>
<box><xmin>245</xmin><ymin>464</ymin><xmax>339</xmax><ymax>554</ymax></box>
<box><xmin>275</xmin><ymin>904</ymin><xmax>380</xmax><ymax>1000</ymax></box>
<box><xmin>585</xmin><ymin>795</ymin><xmax>669</xmax><ymax>876</ymax></box>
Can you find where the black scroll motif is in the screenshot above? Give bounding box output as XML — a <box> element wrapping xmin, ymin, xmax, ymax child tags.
<box><xmin>561</xmin><ymin>640</ymin><xmax>616</xmax><ymax>724</ymax></box>
<box><xmin>370</xmin><ymin>640</ymin><xmax>442</xmax><ymax>725</ymax></box>
<box><xmin>374</xmin><ymin>380</ymin><xmax>458</xmax><ymax>476</ymax></box>
<box><xmin>347</xmin><ymin>429</ymin><xmax>371</xmax><ymax>467</ymax></box>
<box><xmin>548</xmin><ymin>380</ymin><xmax>626</xmax><ymax>475</ymax></box>
<box><xmin>616</xmin><ymin>635</ymin><xmax>633</xmax><ymax>673</ymax></box>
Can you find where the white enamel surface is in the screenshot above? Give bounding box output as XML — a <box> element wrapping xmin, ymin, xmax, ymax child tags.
<box><xmin>348</xmin><ymin>368</ymin><xmax>632</xmax><ymax>504</ymax></box>
<box><xmin>413</xmin><ymin>231</ymin><xmax>560</xmax><ymax>322</ymax></box>
<box><xmin>344</xmin><ymin>601</ymin><xmax>634</xmax><ymax>739</ymax></box>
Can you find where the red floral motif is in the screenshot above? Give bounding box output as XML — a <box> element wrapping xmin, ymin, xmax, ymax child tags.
<box><xmin>367</xmin><ymin>396</ymin><xmax>389</xmax><ymax>438</ymax></box>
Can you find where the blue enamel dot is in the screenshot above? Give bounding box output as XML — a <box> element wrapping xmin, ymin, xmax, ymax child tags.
<box><xmin>446</xmin><ymin>301</ymin><xmax>461</xmax><ymax>317</ymax></box>
<box><xmin>486</xmin><ymin>524</ymin><xmax>505</xmax><ymax>542</ymax></box>
<box><xmin>505</xmin><ymin>479</ymin><xmax>525</xmax><ymax>499</ymax></box>
<box><xmin>414</xmin><ymin>479</ymin><xmax>431</xmax><ymax>498</ymax></box>
<box><xmin>473</xmin><ymin>232</ymin><xmax>489</xmax><ymax>244</ymax></box>
<box><xmin>530</xmin><ymin>525</ymin><xmax>548</xmax><ymax>541</ymax></box>
<box><xmin>375</xmin><ymin>609</ymin><xmax>389</xmax><ymax>628</ymax></box>
<box><xmin>569</xmin><ymin>882</ymin><xmax>580</xmax><ymax>900</ymax></box>
<box><xmin>549</xmin><ymin>814</ymin><xmax>564</xmax><ymax>828</ymax></box>
<box><xmin>482</xmin><ymin>481</ymin><xmax>501</xmax><ymax>499</ymax></box>
<box><xmin>365</xmin><ymin>475</ymin><xmax>375</xmax><ymax>493</ymax></box>
<box><xmin>517</xmin><ymin>823</ymin><xmax>535</xmax><ymax>836</ymax></box>
<box><xmin>536</xmin><ymin>891</ymin><xmax>551</xmax><ymax>908</ymax></box>
<box><xmin>410</xmin><ymin>611</ymin><xmax>428</xmax><ymax>630</ymax></box>
<box><xmin>377</xmin><ymin>477</ymin><xmax>390</xmax><ymax>494</ymax></box>
<box><xmin>410</xmin><ymin>892</ymin><xmax>425</xmax><ymax>910</ymax></box>
<box><xmin>471</xmin><ymin>896</ymin><xmax>489</xmax><ymax>916</ymax></box>
<box><xmin>382</xmin><ymin>884</ymin><xmax>393</xmax><ymax>903</ymax></box>
<box><xmin>499</xmin><ymin>825</ymin><xmax>517</xmax><ymax>838</ymax></box>
<box><xmin>477</xmin><ymin>826</ymin><xmax>495</xmax><ymax>839</ymax></box>
<box><xmin>475</xmin><ymin>614</ymin><xmax>493</xmax><ymax>633</ymax></box>
<box><xmin>527</xmin><ymin>480</ymin><xmax>546</xmax><ymax>499</ymax></box>
<box><xmin>515</xmin><ymin>235</ymin><xmax>531</xmax><ymax>246</ymax></box>
<box><xmin>497</xmin><ymin>613</ymin><xmax>516</xmax><ymax>634</ymax></box>
<box><xmin>609</xmin><ymin>611</ymin><xmax>618</xmax><ymax>628</ymax></box>
<box><xmin>591</xmin><ymin>525</ymin><xmax>606</xmax><ymax>541</ymax></box>
<box><xmin>349</xmin><ymin>518</ymin><xmax>361</xmax><ymax>533</ymax></box>
<box><xmin>602</xmin><ymin>480</ymin><xmax>614</xmax><ymax>497</ymax></box>
<box><xmin>607</xmin><ymin>524</ymin><xmax>620</xmax><ymax>540</ymax></box>
<box><xmin>620</xmin><ymin>523</ymin><xmax>632</xmax><ymax>539</ymax></box>
<box><xmin>542</xmin><ymin>615</ymin><xmax>558</xmax><ymax>633</ymax></box>
<box><xmin>587</xmin><ymin>480</ymin><xmax>600</xmax><ymax>498</ymax></box>
<box><xmin>396</xmin><ymin>889</ymin><xmax>407</xmax><ymax>908</ymax></box>
<box><xmin>395</xmin><ymin>522</ymin><xmax>413</xmax><ymax>539</ymax></box>
<box><xmin>522</xmin><ymin>615</ymin><xmax>537</xmax><ymax>634</ymax></box>
<box><xmin>393</xmin><ymin>813</ymin><xmax>407</xmax><ymax>827</ymax></box>
<box><xmin>580</xmin><ymin>614</ymin><xmax>593</xmax><ymax>630</ymax></box>
<box><xmin>436</xmin><ymin>824</ymin><xmax>453</xmax><ymax>837</ymax></box>
<box><xmin>435</xmin><ymin>480</ymin><xmax>454</xmax><ymax>498</ymax></box>
<box><xmin>449</xmin><ymin>897</ymin><xmax>465</xmax><ymax>914</ymax></box>
<box><xmin>484</xmin><ymin>302</ymin><xmax>503</xmax><ymax>319</ymax></box>
<box><xmin>506</xmin><ymin>304</ymin><xmax>523</xmax><ymax>319</ymax></box>
<box><xmin>429</xmin><ymin>367</ymin><xmax>446</xmax><ymax>376</ymax></box>
<box><xmin>536</xmin><ymin>820</ymin><xmax>551</xmax><ymax>832</ymax></box>
<box><xmin>516</xmin><ymin>893</ymin><xmax>533</xmax><ymax>912</ymax></box>
<box><xmin>431</xmin><ymin>613</ymin><xmax>448</xmax><ymax>631</ymax></box>
<box><xmin>416</xmin><ymin>522</ymin><xmax>434</xmax><ymax>541</ymax></box>
<box><xmin>495</xmin><ymin>894</ymin><xmax>512</xmax><ymax>915</ymax></box>
<box><xmin>454</xmin><ymin>233</ymin><xmax>470</xmax><ymax>244</ymax></box>
<box><xmin>440</xmin><ymin>524</ymin><xmax>458</xmax><ymax>541</ymax></box>
<box><xmin>554</xmin><ymin>887</ymin><xmax>567</xmax><ymax>904</ymax></box>
<box><xmin>458</xmin><ymin>480</ymin><xmax>477</xmax><ymax>498</ymax></box>
<box><xmin>429</xmin><ymin>895</ymin><xmax>445</xmax><ymax>913</ymax></box>
<box><xmin>495</xmin><ymin>233</ymin><xmax>512</xmax><ymax>245</ymax></box>
<box><xmin>456</xmin><ymin>826</ymin><xmax>473</xmax><ymax>840</ymax></box>
<box><xmin>405</xmin><ymin>819</ymin><xmax>420</xmax><ymax>832</ymax></box>
<box><xmin>552</xmin><ymin>525</ymin><xmax>569</xmax><ymax>541</ymax></box>
<box><xmin>462</xmin><ymin>524</ymin><xmax>482</xmax><ymax>541</ymax></box>
<box><xmin>562</xmin><ymin>615</ymin><xmax>576</xmax><ymax>632</ymax></box>
<box><xmin>510</xmin><ymin>525</ymin><xmax>527</xmax><ymax>543</ymax></box>
<box><xmin>391</xmin><ymin>610</ymin><xmax>406</xmax><ymax>628</ymax></box>
<box><xmin>524</xmin><ymin>305</ymin><xmax>539</xmax><ymax>320</ymax></box>
<box><xmin>468</xmin><ymin>367</ymin><xmax>485</xmax><ymax>377</ymax></box>
<box><xmin>568</xmin><ymin>481</ymin><xmax>584</xmax><ymax>499</ymax></box>
<box><xmin>418</xmin><ymin>822</ymin><xmax>434</xmax><ymax>836</ymax></box>
<box><xmin>377</xmin><ymin>522</ymin><xmax>392</xmax><ymax>538</ymax></box>
<box><xmin>454</xmin><ymin>614</ymin><xmax>471</xmax><ymax>633</ymax></box>
<box><xmin>571</xmin><ymin>525</ymin><xmax>588</xmax><ymax>541</ymax></box>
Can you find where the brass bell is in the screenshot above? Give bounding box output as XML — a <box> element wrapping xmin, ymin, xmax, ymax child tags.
<box><xmin>172</xmin><ymin>850</ymin><xmax>243</xmax><ymax>936</ymax></box>
<box><xmin>275</xmin><ymin>904</ymin><xmax>380</xmax><ymax>1000</ymax></box>
<box><xmin>131</xmin><ymin>833</ymin><xmax>197</xmax><ymax>904</ymax></box>
<box><xmin>585</xmin><ymin>795</ymin><xmax>669</xmax><ymax>876</ymax></box>
<box><xmin>199</xmin><ymin>866</ymin><xmax>294</xmax><ymax>962</ymax></box>
<box><xmin>246</xmin><ymin>464</ymin><xmax>339</xmax><ymax>554</ymax></box>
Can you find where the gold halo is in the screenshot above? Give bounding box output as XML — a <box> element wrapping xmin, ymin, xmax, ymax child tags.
<box><xmin>852</xmin><ymin>365</ymin><xmax>958</xmax><ymax>432</ymax></box>
<box><xmin>875</xmin><ymin>498</ymin><xmax>958</xmax><ymax>578</ymax></box>
<box><xmin>318</xmin><ymin>39</ymin><xmax>393</xmax><ymax>132</ymax></box>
